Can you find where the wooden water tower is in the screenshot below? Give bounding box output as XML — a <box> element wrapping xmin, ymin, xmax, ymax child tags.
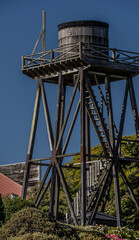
<box><xmin>21</xmin><ymin>11</ymin><xmax>139</xmax><ymax>226</ymax></box>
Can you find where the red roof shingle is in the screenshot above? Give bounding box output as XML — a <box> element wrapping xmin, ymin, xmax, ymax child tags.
<box><xmin>0</xmin><ymin>173</ymin><xmax>22</xmax><ymax>197</ymax></box>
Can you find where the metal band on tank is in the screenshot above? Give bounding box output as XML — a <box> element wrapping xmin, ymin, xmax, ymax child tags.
<box><xmin>58</xmin><ymin>20</ymin><xmax>109</xmax><ymax>31</ymax></box>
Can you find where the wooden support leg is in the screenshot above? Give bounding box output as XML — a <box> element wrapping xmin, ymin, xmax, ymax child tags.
<box><xmin>54</xmin><ymin>173</ymin><xmax>61</xmax><ymax>219</ymax></box>
<box><xmin>120</xmin><ymin>165</ymin><xmax>139</xmax><ymax>210</ymax></box>
<box><xmin>41</xmin><ymin>80</ymin><xmax>54</xmax><ymax>151</ymax></box>
<box><xmin>54</xmin><ymin>79</ymin><xmax>66</xmax><ymax>219</ymax></box>
<box><xmin>112</xmin><ymin>161</ymin><xmax>122</xmax><ymax>226</ymax></box>
<box><xmin>49</xmin><ymin>166</ymin><xmax>57</xmax><ymax>218</ymax></box>
<box><xmin>86</xmin><ymin>108</ymin><xmax>90</xmax><ymax>196</ymax></box>
<box><xmin>49</xmin><ymin>73</ymin><xmax>62</xmax><ymax>218</ymax></box>
<box><xmin>22</xmin><ymin>81</ymin><xmax>41</xmax><ymax>199</ymax></box>
<box><xmin>35</xmin><ymin>163</ymin><xmax>52</xmax><ymax>204</ymax></box>
<box><xmin>105</xmin><ymin>75</ymin><xmax>122</xmax><ymax>227</ymax></box>
<box><xmin>116</xmin><ymin>80</ymin><xmax>129</xmax><ymax>154</ymax></box>
<box><xmin>56</xmin><ymin>74</ymin><xmax>79</xmax><ymax>151</ymax></box>
<box><xmin>128</xmin><ymin>78</ymin><xmax>139</xmax><ymax>140</ymax></box>
<box><xmin>80</xmin><ymin>68</ymin><xmax>86</xmax><ymax>226</ymax></box>
<box><xmin>36</xmin><ymin>177</ymin><xmax>51</xmax><ymax>207</ymax></box>
<box><xmin>101</xmin><ymin>174</ymin><xmax>113</xmax><ymax>212</ymax></box>
<box><xmin>54</xmin><ymin>160</ymin><xmax>78</xmax><ymax>226</ymax></box>
<box><xmin>62</xmin><ymin>99</ymin><xmax>80</xmax><ymax>155</ymax></box>
<box><xmin>86</xmin><ymin>105</ymin><xmax>90</xmax><ymax>162</ymax></box>
<box><xmin>21</xmin><ymin>155</ymin><xmax>31</xmax><ymax>199</ymax></box>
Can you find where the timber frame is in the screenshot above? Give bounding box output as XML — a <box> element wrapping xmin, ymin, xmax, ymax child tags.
<box><xmin>21</xmin><ymin>11</ymin><xmax>139</xmax><ymax>227</ymax></box>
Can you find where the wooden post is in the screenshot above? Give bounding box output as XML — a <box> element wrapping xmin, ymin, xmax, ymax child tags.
<box><xmin>86</xmin><ymin>99</ymin><xmax>90</xmax><ymax>197</ymax></box>
<box><xmin>22</xmin><ymin>56</ymin><xmax>25</xmax><ymax>70</ymax></box>
<box><xmin>41</xmin><ymin>80</ymin><xmax>54</xmax><ymax>151</ymax></box>
<box><xmin>112</xmin><ymin>48</ymin><xmax>116</xmax><ymax>62</ymax></box>
<box><xmin>120</xmin><ymin>165</ymin><xmax>139</xmax><ymax>210</ymax></box>
<box><xmin>22</xmin><ymin>81</ymin><xmax>41</xmax><ymax>199</ymax></box>
<box><xmin>51</xmin><ymin>49</ymin><xmax>54</xmax><ymax>63</ymax></box>
<box><xmin>80</xmin><ymin>68</ymin><xmax>86</xmax><ymax>226</ymax></box>
<box><xmin>54</xmin><ymin>160</ymin><xmax>78</xmax><ymax>226</ymax></box>
<box><xmin>62</xmin><ymin>99</ymin><xmax>80</xmax><ymax>155</ymax></box>
<box><xmin>128</xmin><ymin>78</ymin><xmax>139</xmax><ymax>140</ymax></box>
<box><xmin>56</xmin><ymin>75</ymin><xmax>79</xmax><ymax>151</ymax></box>
<box><xmin>79</xmin><ymin>42</ymin><xmax>82</xmax><ymax>58</ymax></box>
<box><xmin>42</xmin><ymin>10</ymin><xmax>46</xmax><ymax>54</ymax></box>
<box><xmin>49</xmin><ymin>73</ymin><xmax>62</xmax><ymax>218</ymax></box>
<box><xmin>116</xmin><ymin>80</ymin><xmax>129</xmax><ymax>154</ymax></box>
<box><xmin>54</xmin><ymin>76</ymin><xmax>66</xmax><ymax>219</ymax></box>
<box><xmin>105</xmin><ymin>75</ymin><xmax>122</xmax><ymax>227</ymax></box>
<box><xmin>105</xmin><ymin>75</ymin><xmax>115</xmax><ymax>148</ymax></box>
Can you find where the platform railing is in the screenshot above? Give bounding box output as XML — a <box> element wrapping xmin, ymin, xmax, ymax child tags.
<box><xmin>22</xmin><ymin>42</ymin><xmax>139</xmax><ymax>70</ymax></box>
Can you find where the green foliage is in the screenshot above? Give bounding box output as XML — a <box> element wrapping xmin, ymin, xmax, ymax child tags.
<box><xmin>8</xmin><ymin>233</ymin><xmax>61</xmax><ymax>240</ymax></box>
<box><xmin>104</xmin><ymin>134</ymin><xmax>139</xmax><ymax>229</ymax></box>
<box><xmin>0</xmin><ymin>207</ymin><xmax>138</xmax><ymax>240</ymax></box>
<box><xmin>36</xmin><ymin>134</ymin><xmax>139</xmax><ymax>229</ymax></box>
<box><xmin>121</xmin><ymin>134</ymin><xmax>139</xmax><ymax>158</ymax></box>
<box><xmin>25</xmin><ymin>134</ymin><xmax>139</xmax><ymax>230</ymax></box>
<box><xmin>3</xmin><ymin>196</ymin><xmax>35</xmax><ymax>222</ymax></box>
<box><xmin>0</xmin><ymin>208</ymin><xmax>107</xmax><ymax>240</ymax></box>
<box><xmin>60</xmin><ymin>134</ymin><xmax>139</xmax><ymax>229</ymax></box>
<box><xmin>58</xmin><ymin>134</ymin><xmax>139</xmax><ymax>229</ymax></box>
<box><xmin>84</xmin><ymin>224</ymin><xmax>138</xmax><ymax>240</ymax></box>
<box><xmin>0</xmin><ymin>195</ymin><xmax>5</xmax><ymax>226</ymax></box>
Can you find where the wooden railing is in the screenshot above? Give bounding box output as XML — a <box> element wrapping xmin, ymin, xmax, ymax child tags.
<box><xmin>22</xmin><ymin>42</ymin><xmax>139</xmax><ymax>70</ymax></box>
<box><xmin>66</xmin><ymin>159</ymin><xmax>107</xmax><ymax>222</ymax></box>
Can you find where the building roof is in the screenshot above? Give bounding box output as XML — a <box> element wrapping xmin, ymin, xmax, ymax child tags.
<box><xmin>0</xmin><ymin>173</ymin><xmax>22</xmax><ymax>197</ymax></box>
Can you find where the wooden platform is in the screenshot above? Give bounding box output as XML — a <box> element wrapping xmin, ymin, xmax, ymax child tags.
<box><xmin>22</xmin><ymin>43</ymin><xmax>139</xmax><ymax>85</ymax></box>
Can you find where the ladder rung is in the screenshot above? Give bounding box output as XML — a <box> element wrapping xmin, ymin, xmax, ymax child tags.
<box><xmin>101</xmin><ymin>135</ymin><xmax>105</xmax><ymax>138</ymax></box>
<box><xmin>91</xmin><ymin>107</ymin><xmax>101</xmax><ymax>111</ymax></box>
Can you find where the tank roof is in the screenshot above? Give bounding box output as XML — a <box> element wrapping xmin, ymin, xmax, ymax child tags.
<box><xmin>58</xmin><ymin>20</ymin><xmax>109</xmax><ymax>31</ymax></box>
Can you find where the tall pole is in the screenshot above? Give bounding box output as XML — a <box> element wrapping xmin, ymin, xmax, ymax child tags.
<box><xmin>105</xmin><ymin>75</ymin><xmax>122</xmax><ymax>227</ymax></box>
<box><xmin>49</xmin><ymin>73</ymin><xmax>62</xmax><ymax>218</ymax></box>
<box><xmin>22</xmin><ymin>81</ymin><xmax>41</xmax><ymax>199</ymax></box>
<box><xmin>54</xmin><ymin>78</ymin><xmax>66</xmax><ymax>219</ymax></box>
<box><xmin>42</xmin><ymin>10</ymin><xmax>46</xmax><ymax>54</ymax></box>
<box><xmin>80</xmin><ymin>68</ymin><xmax>86</xmax><ymax>226</ymax></box>
<box><xmin>86</xmin><ymin>99</ymin><xmax>90</xmax><ymax>197</ymax></box>
<box><xmin>128</xmin><ymin>78</ymin><xmax>139</xmax><ymax>140</ymax></box>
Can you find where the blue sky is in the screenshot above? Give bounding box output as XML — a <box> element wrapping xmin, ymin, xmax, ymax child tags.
<box><xmin>0</xmin><ymin>0</ymin><xmax>139</xmax><ymax>168</ymax></box>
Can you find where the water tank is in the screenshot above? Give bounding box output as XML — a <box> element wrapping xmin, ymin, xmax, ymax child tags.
<box><xmin>58</xmin><ymin>20</ymin><xmax>109</xmax><ymax>47</ymax></box>
<box><xmin>58</xmin><ymin>20</ymin><xmax>109</xmax><ymax>59</ymax></box>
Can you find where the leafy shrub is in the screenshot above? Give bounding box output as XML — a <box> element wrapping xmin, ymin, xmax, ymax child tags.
<box><xmin>8</xmin><ymin>233</ymin><xmax>60</xmax><ymax>240</ymax></box>
<box><xmin>29</xmin><ymin>135</ymin><xmax>139</xmax><ymax>230</ymax></box>
<box><xmin>0</xmin><ymin>208</ymin><xmax>107</xmax><ymax>240</ymax></box>
<box><xmin>3</xmin><ymin>196</ymin><xmax>35</xmax><ymax>222</ymax></box>
<box><xmin>83</xmin><ymin>224</ymin><xmax>138</xmax><ymax>240</ymax></box>
<box><xmin>0</xmin><ymin>207</ymin><xmax>55</xmax><ymax>239</ymax></box>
